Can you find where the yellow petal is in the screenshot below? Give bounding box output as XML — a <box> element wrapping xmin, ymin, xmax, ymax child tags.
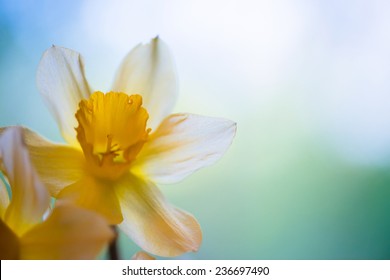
<box><xmin>131</xmin><ymin>251</ymin><xmax>156</xmax><ymax>260</ymax></box>
<box><xmin>0</xmin><ymin>175</ymin><xmax>10</xmax><ymax>218</ymax></box>
<box><xmin>0</xmin><ymin>218</ymin><xmax>20</xmax><ymax>260</ymax></box>
<box><xmin>57</xmin><ymin>176</ymin><xmax>123</xmax><ymax>225</ymax></box>
<box><xmin>37</xmin><ymin>45</ymin><xmax>92</xmax><ymax>146</ymax></box>
<box><xmin>20</xmin><ymin>204</ymin><xmax>114</xmax><ymax>260</ymax></box>
<box><xmin>0</xmin><ymin>126</ymin><xmax>86</xmax><ymax>197</ymax></box>
<box><xmin>0</xmin><ymin>127</ymin><xmax>50</xmax><ymax>235</ymax></box>
<box><xmin>115</xmin><ymin>173</ymin><xmax>202</xmax><ymax>257</ymax></box>
<box><xmin>112</xmin><ymin>37</ymin><xmax>178</xmax><ymax>130</ymax></box>
<box><xmin>131</xmin><ymin>113</ymin><xmax>237</xmax><ymax>184</ymax></box>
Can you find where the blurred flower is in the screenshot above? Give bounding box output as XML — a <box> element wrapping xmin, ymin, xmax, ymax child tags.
<box><xmin>0</xmin><ymin>127</ymin><xmax>114</xmax><ymax>259</ymax></box>
<box><xmin>1</xmin><ymin>37</ymin><xmax>236</xmax><ymax>257</ymax></box>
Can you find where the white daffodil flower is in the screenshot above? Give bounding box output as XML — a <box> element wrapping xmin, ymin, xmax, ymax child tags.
<box><xmin>1</xmin><ymin>37</ymin><xmax>236</xmax><ymax>257</ymax></box>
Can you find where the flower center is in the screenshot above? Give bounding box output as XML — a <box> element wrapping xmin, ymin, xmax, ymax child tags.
<box><xmin>75</xmin><ymin>91</ymin><xmax>150</xmax><ymax>180</ymax></box>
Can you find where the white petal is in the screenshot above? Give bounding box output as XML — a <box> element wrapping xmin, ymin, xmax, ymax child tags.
<box><xmin>0</xmin><ymin>127</ymin><xmax>50</xmax><ymax>235</ymax></box>
<box><xmin>37</xmin><ymin>46</ymin><xmax>91</xmax><ymax>145</ymax></box>
<box><xmin>131</xmin><ymin>113</ymin><xmax>237</xmax><ymax>184</ymax></box>
<box><xmin>0</xmin><ymin>175</ymin><xmax>10</xmax><ymax>219</ymax></box>
<box><xmin>112</xmin><ymin>37</ymin><xmax>178</xmax><ymax>129</ymax></box>
<box><xmin>115</xmin><ymin>174</ymin><xmax>202</xmax><ymax>257</ymax></box>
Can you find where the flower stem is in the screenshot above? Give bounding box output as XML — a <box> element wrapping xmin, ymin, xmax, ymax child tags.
<box><xmin>108</xmin><ymin>225</ymin><xmax>120</xmax><ymax>260</ymax></box>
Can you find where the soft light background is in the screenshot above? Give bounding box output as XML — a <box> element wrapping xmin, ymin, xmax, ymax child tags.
<box><xmin>1</xmin><ymin>0</ymin><xmax>390</xmax><ymax>259</ymax></box>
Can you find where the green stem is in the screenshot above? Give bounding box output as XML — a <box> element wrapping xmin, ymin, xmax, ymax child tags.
<box><xmin>108</xmin><ymin>226</ymin><xmax>120</xmax><ymax>260</ymax></box>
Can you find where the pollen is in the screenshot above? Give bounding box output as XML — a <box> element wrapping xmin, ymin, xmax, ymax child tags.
<box><xmin>75</xmin><ymin>91</ymin><xmax>150</xmax><ymax>180</ymax></box>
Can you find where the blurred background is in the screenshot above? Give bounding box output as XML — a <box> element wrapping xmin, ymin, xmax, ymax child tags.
<box><xmin>1</xmin><ymin>0</ymin><xmax>390</xmax><ymax>259</ymax></box>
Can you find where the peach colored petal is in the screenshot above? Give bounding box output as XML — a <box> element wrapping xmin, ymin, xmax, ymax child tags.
<box><xmin>20</xmin><ymin>204</ymin><xmax>114</xmax><ymax>260</ymax></box>
<box><xmin>57</xmin><ymin>175</ymin><xmax>123</xmax><ymax>225</ymax></box>
<box><xmin>115</xmin><ymin>173</ymin><xmax>202</xmax><ymax>257</ymax></box>
<box><xmin>131</xmin><ymin>251</ymin><xmax>155</xmax><ymax>260</ymax></box>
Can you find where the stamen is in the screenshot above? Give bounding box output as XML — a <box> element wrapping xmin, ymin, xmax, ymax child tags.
<box><xmin>106</xmin><ymin>134</ymin><xmax>113</xmax><ymax>154</ymax></box>
<box><xmin>75</xmin><ymin>91</ymin><xmax>150</xmax><ymax>180</ymax></box>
